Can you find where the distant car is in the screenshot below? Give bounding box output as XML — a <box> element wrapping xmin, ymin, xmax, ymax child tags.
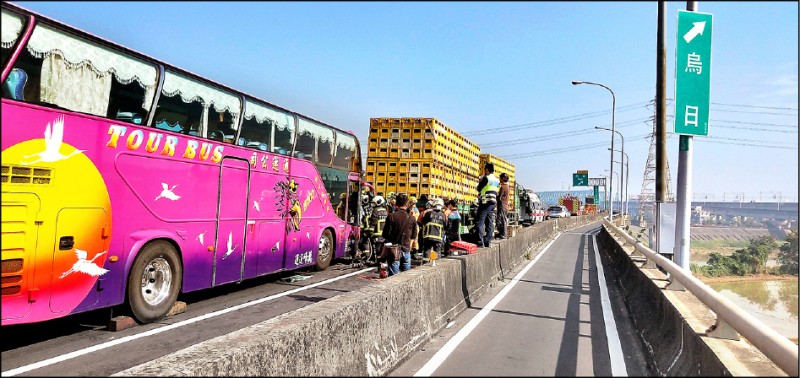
<box><xmin>547</xmin><ymin>205</ymin><xmax>570</xmax><ymax>219</ymax></box>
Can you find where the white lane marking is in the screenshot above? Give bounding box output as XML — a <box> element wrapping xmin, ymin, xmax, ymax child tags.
<box><xmin>592</xmin><ymin>233</ymin><xmax>628</xmax><ymax>376</ymax></box>
<box><xmin>1</xmin><ymin>267</ymin><xmax>374</xmax><ymax>377</ymax></box>
<box><xmin>413</xmin><ymin>233</ymin><xmax>562</xmax><ymax>377</ymax></box>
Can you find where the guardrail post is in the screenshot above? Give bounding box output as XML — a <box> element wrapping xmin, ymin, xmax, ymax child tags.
<box><xmin>706</xmin><ymin>317</ymin><xmax>741</xmax><ymax>341</ymax></box>
<box><xmin>642</xmin><ymin>256</ymin><xmax>657</xmax><ymax>269</ymax></box>
<box><xmin>665</xmin><ymin>275</ymin><xmax>685</xmax><ymax>291</ymax></box>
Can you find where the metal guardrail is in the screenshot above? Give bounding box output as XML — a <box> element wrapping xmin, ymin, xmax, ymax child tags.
<box><xmin>602</xmin><ymin>218</ymin><xmax>799</xmax><ymax>377</ymax></box>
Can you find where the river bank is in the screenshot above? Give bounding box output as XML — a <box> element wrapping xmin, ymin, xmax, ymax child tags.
<box><xmin>697</xmin><ymin>274</ymin><xmax>798</xmax><ymax>284</ymax></box>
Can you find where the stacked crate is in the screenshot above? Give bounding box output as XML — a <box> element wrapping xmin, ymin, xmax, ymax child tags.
<box><xmin>479</xmin><ymin>153</ymin><xmax>516</xmax><ymax>211</ymax></box>
<box><xmin>365</xmin><ymin>117</ymin><xmax>481</xmax><ymax>205</ymax></box>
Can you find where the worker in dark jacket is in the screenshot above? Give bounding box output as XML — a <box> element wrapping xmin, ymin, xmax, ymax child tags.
<box><xmin>381</xmin><ymin>193</ymin><xmax>416</xmax><ymax>275</ymax></box>
<box><xmin>421</xmin><ymin>198</ymin><xmax>447</xmax><ymax>261</ymax></box>
<box><xmin>495</xmin><ymin>172</ymin><xmax>510</xmax><ymax>240</ymax></box>
<box><xmin>444</xmin><ymin>199</ymin><xmax>462</xmax><ymax>256</ymax></box>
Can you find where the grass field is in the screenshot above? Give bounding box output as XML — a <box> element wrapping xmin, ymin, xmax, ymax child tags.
<box><xmin>691</xmin><ymin>239</ymin><xmax>750</xmax><ymax>250</ymax></box>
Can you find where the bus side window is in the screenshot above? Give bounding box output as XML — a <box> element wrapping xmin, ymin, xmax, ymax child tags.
<box><xmin>155</xmin><ymin>70</ymin><xmax>240</xmax><ymax>141</ymax></box>
<box><xmin>207</xmin><ymin>108</ymin><xmax>237</xmax><ymax>144</ymax></box>
<box><xmin>4</xmin><ymin>21</ymin><xmax>158</xmax><ymax>121</ymax></box>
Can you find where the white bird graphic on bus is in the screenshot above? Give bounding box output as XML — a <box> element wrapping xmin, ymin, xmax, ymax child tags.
<box><xmin>253</xmin><ymin>200</ymin><xmax>261</xmax><ymax>212</ymax></box>
<box><xmin>23</xmin><ymin>116</ymin><xmax>85</xmax><ymax>165</ymax></box>
<box><xmin>60</xmin><ymin>249</ymin><xmax>109</xmax><ymax>279</ymax></box>
<box><xmin>155</xmin><ymin>183</ymin><xmax>180</xmax><ymax>201</ymax></box>
<box><xmin>197</xmin><ymin>230</ymin><xmax>207</xmax><ymax>245</ymax></box>
<box><xmin>221</xmin><ymin>232</ymin><xmax>238</xmax><ymax>260</ymax></box>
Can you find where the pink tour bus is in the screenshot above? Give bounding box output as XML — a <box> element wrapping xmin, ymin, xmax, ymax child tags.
<box><xmin>1</xmin><ymin>2</ymin><xmax>364</xmax><ymax>325</ymax></box>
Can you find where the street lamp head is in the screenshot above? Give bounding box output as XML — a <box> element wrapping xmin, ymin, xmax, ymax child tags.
<box><xmin>571</xmin><ymin>80</ymin><xmax>583</xmax><ymax>85</ymax></box>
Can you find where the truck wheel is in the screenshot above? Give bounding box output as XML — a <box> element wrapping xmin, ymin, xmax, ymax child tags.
<box><xmin>315</xmin><ymin>229</ymin><xmax>334</xmax><ymax>271</ymax></box>
<box><xmin>127</xmin><ymin>240</ymin><xmax>182</xmax><ymax>324</ymax></box>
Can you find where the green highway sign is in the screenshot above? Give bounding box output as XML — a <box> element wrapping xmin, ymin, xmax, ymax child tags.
<box><xmin>573</xmin><ymin>173</ymin><xmax>588</xmax><ymax>186</ymax></box>
<box><xmin>675</xmin><ymin>10</ymin><xmax>713</xmax><ymax>136</ymax></box>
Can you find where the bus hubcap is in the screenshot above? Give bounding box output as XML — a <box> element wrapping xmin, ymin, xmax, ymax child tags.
<box><xmin>141</xmin><ymin>257</ymin><xmax>172</xmax><ymax>306</ymax></box>
<box><xmin>318</xmin><ymin>236</ymin><xmax>331</xmax><ymax>262</ymax></box>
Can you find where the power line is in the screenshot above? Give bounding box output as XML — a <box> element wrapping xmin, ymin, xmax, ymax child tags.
<box><xmin>695</xmin><ymin>140</ymin><xmax>797</xmax><ymax>150</ymax></box>
<box><xmin>500</xmin><ymin>133</ymin><xmax>653</xmax><ymax>159</ymax></box>
<box><xmin>714</xmin><ymin>124</ymin><xmax>799</xmax><ymax>134</ymax></box>
<box><xmin>696</xmin><ymin>135</ymin><xmax>798</xmax><ymax>146</ymax></box>
<box><xmin>711</xmin><ymin>102</ymin><xmax>798</xmax><ymax>111</ymax></box>
<box><xmin>463</xmin><ymin>101</ymin><xmax>652</xmax><ymax>136</ymax></box>
<box><xmin>480</xmin><ymin>116</ymin><xmax>652</xmax><ymax>148</ymax></box>
<box><xmin>711</xmin><ymin>119</ymin><xmax>797</xmax><ymax>128</ymax></box>
<box><xmin>710</xmin><ymin>108</ymin><xmax>798</xmax><ymax>116</ymax></box>
<box><xmin>498</xmin><ymin>132</ymin><xmax>796</xmax><ymax>160</ymax></box>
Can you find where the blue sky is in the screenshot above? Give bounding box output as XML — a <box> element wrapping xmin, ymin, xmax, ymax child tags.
<box><xmin>14</xmin><ymin>1</ymin><xmax>798</xmax><ymax>202</ymax></box>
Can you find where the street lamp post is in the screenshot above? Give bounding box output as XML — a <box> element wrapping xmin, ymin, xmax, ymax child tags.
<box><xmin>611</xmin><ymin>150</ymin><xmax>629</xmax><ymax>224</ymax></box>
<box><xmin>597</xmin><ymin>125</ymin><xmax>625</xmax><ymax>219</ymax></box>
<box><xmin>574</xmin><ymin>81</ymin><xmax>616</xmax><ymax>220</ymax></box>
<box><xmin>604</xmin><ymin>169</ymin><xmax>618</xmax><ymax>213</ymax></box>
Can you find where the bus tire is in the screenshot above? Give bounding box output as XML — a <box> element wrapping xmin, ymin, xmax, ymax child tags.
<box><xmin>127</xmin><ymin>240</ymin><xmax>182</xmax><ymax>324</ymax></box>
<box><xmin>315</xmin><ymin>229</ymin><xmax>334</xmax><ymax>271</ymax></box>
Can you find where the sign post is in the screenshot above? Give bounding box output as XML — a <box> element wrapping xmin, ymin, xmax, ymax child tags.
<box><xmin>673</xmin><ymin>8</ymin><xmax>712</xmax><ymax>270</ymax></box>
<box><xmin>588</xmin><ymin>177</ymin><xmax>605</xmax><ymax>211</ymax></box>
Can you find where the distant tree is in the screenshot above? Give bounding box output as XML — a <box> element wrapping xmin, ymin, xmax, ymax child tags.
<box><xmin>746</xmin><ymin>235</ymin><xmax>777</xmax><ymax>274</ymax></box>
<box><xmin>778</xmin><ymin>229</ymin><xmax>798</xmax><ymax>275</ymax></box>
<box><xmin>698</xmin><ymin>236</ymin><xmax>778</xmax><ymax>277</ymax></box>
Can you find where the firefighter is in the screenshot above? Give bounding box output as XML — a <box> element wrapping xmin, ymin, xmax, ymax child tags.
<box><xmin>361</xmin><ymin>195</ymin><xmax>388</xmax><ymax>266</ymax></box>
<box><xmin>421</xmin><ymin>198</ymin><xmax>447</xmax><ymax>261</ymax></box>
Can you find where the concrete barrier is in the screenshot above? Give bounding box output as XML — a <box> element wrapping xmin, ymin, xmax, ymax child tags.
<box><xmin>116</xmin><ymin>215</ymin><xmax>602</xmax><ymax>376</ymax></box>
<box><xmin>596</xmin><ymin>227</ymin><xmax>787</xmax><ymax>376</ymax></box>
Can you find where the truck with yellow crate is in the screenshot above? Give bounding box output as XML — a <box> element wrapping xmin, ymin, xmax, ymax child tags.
<box><xmin>364</xmin><ymin>117</ymin><xmax>480</xmax><ymax>228</ymax></box>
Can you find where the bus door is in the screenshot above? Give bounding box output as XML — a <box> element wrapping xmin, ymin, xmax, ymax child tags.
<box><xmin>343</xmin><ymin>174</ymin><xmax>362</xmax><ymax>255</ymax></box>
<box><xmin>213</xmin><ymin>157</ymin><xmax>250</xmax><ymax>286</ymax></box>
<box><xmin>50</xmin><ymin>207</ymin><xmax>109</xmax><ymax>313</ymax></box>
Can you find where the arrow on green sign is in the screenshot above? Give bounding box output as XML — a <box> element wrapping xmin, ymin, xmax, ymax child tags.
<box><xmin>683</xmin><ymin>21</ymin><xmax>706</xmax><ymax>43</ymax></box>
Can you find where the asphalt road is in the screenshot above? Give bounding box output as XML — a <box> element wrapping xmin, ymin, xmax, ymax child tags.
<box><xmin>390</xmin><ymin>222</ymin><xmax>651</xmax><ymax>377</ymax></box>
<box><xmin>1</xmin><ymin>259</ymin><xmax>377</xmax><ymax>377</ymax></box>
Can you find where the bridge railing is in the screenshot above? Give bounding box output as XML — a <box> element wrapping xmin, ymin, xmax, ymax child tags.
<box><xmin>602</xmin><ymin>218</ymin><xmax>799</xmax><ymax>377</ymax></box>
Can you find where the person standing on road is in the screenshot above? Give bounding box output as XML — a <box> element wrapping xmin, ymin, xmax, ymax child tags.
<box><xmin>476</xmin><ymin>163</ymin><xmax>499</xmax><ymax>247</ymax></box>
<box><xmin>408</xmin><ymin>196</ymin><xmax>421</xmax><ymax>258</ymax></box>
<box><xmin>495</xmin><ymin>173</ymin><xmax>510</xmax><ymax>240</ymax></box>
<box><xmin>382</xmin><ymin>193</ymin><xmax>416</xmax><ymax>275</ymax></box>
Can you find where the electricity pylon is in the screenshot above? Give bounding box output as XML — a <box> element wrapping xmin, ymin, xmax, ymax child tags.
<box><xmin>638</xmin><ymin>102</ymin><xmax>674</xmax><ymax>227</ymax></box>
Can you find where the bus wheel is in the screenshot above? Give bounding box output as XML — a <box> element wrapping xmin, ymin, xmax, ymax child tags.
<box><xmin>315</xmin><ymin>229</ymin><xmax>334</xmax><ymax>271</ymax></box>
<box><xmin>127</xmin><ymin>240</ymin><xmax>182</xmax><ymax>324</ymax></box>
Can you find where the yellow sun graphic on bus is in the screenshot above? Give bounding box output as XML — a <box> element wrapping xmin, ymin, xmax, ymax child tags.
<box><xmin>3</xmin><ymin>135</ymin><xmax>112</xmax><ymax>314</ymax></box>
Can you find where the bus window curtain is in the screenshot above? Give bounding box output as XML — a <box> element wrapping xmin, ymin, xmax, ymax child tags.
<box><xmin>40</xmin><ymin>53</ymin><xmax>111</xmax><ymax>117</ymax></box>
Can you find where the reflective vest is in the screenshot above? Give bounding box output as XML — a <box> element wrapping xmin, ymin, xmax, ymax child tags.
<box><xmin>480</xmin><ymin>174</ymin><xmax>500</xmax><ymax>204</ymax></box>
<box><xmin>423</xmin><ymin>211</ymin><xmax>446</xmax><ymax>241</ymax></box>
